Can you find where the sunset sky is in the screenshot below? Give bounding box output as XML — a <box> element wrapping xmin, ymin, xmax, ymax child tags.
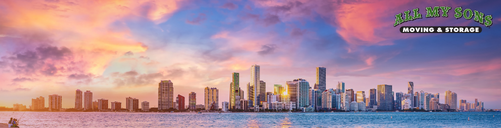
<box><xmin>0</xmin><ymin>0</ymin><xmax>500</xmax><ymax>109</ymax></box>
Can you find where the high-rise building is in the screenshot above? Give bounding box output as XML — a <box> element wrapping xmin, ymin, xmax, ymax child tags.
<box><xmin>189</xmin><ymin>92</ymin><xmax>196</xmax><ymax>110</ymax></box>
<box><xmin>126</xmin><ymin>97</ymin><xmax>139</xmax><ymax>112</ymax></box>
<box><xmin>158</xmin><ymin>80</ymin><xmax>174</xmax><ymax>110</ymax></box>
<box><xmin>356</xmin><ymin>91</ymin><xmax>365</xmax><ymax>103</ymax></box>
<box><xmin>337</xmin><ymin>82</ymin><xmax>345</xmax><ymax>93</ymax></box>
<box><xmin>250</xmin><ymin>64</ymin><xmax>260</xmax><ymax>111</ymax></box>
<box><xmin>445</xmin><ymin>90</ymin><xmax>457</xmax><ymax>110</ymax></box>
<box><xmin>274</xmin><ymin>84</ymin><xmax>284</xmax><ymax>102</ymax></box>
<box><xmin>177</xmin><ymin>95</ymin><xmax>185</xmax><ymax>110</ymax></box>
<box><xmin>111</xmin><ymin>101</ymin><xmax>121</xmax><ymax>111</ymax></box>
<box><xmin>286</xmin><ymin>80</ymin><xmax>298</xmax><ymax>109</ymax></box>
<box><xmin>247</xmin><ymin>82</ymin><xmax>254</xmax><ymax>107</ymax></box>
<box><xmin>222</xmin><ymin>102</ymin><xmax>229</xmax><ymax>112</ymax></box>
<box><xmin>414</xmin><ymin>92</ymin><xmax>420</xmax><ymax>109</ymax></box>
<box><xmin>316</xmin><ymin>67</ymin><xmax>326</xmax><ymax>91</ymax></box>
<box><xmin>48</xmin><ymin>94</ymin><xmax>62</xmax><ymax>111</ymax></box>
<box><xmin>429</xmin><ymin>98</ymin><xmax>439</xmax><ymax>111</ymax></box>
<box><xmin>230</xmin><ymin>72</ymin><xmax>239</xmax><ymax>110</ymax></box>
<box><xmin>346</xmin><ymin>89</ymin><xmax>355</xmax><ymax>103</ymax></box>
<box><xmin>295</xmin><ymin>79</ymin><xmax>310</xmax><ymax>109</ymax></box>
<box><xmin>239</xmin><ymin>87</ymin><xmax>244</xmax><ymax>100</ymax></box>
<box><xmin>474</xmin><ymin>98</ymin><xmax>478</xmax><ymax>109</ymax></box>
<box><xmin>395</xmin><ymin>92</ymin><xmax>403</xmax><ymax>110</ymax></box>
<box><xmin>408</xmin><ymin>82</ymin><xmax>414</xmax><ymax>108</ymax></box>
<box><xmin>420</xmin><ymin>91</ymin><xmax>425</xmax><ymax>109</ymax></box>
<box><xmin>98</xmin><ymin>99</ymin><xmax>108</xmax><ymax>111</ymax></box>
<box><xmin>322</xmin><ymin>90</ymin><xmax>333</xmax><ymax>109</ymax></box>
<box><xmin>141</xmin><ymin>101</ymin><xmax>149</xmax><ymax>111</ymax></box>
<box><xmin>459</xmin><ymin>99</ymin><xmax>467</xmax><ymax>111</ymax></box>
<box><xmin>204</xmin><ymin>87</ymin><xmax>219</xmax><ymax>110</ymax></box>
<box><xmin>31</xmin><ymin>96</ymin><xmax>44</xmax><ymax>110</ymax></box>
<box><xmin>377</xmin><ymin>84</ymin><xmax>393</xmax><ymax>111</ymax></box>
<box><xmin>258</xmin><ymin>80</ymin><xmax>266</xmax><ymax>106</ymax></box>
<box><xmin>434</xmin><ymin>93</ymin><xmax>440</xmax><ymax>103</ymax></box>
<box><xmin>84</xmin><ymin>90</ymin><xmax>93</xmax><ymax>110</ymax></box>
<box><xmin>424</xmin><ymin>93</ymin><xmax>431</xmax><ymax>110</ymax></box>
<box><xmin>75</xmin><ymin>89</ymin><xmax>82</xmax><ymax>110</ymax></box>
<box><xmin>369</xmin><ymin>88</ymin><xmax>376</xmax><ymax>108</ymax></box>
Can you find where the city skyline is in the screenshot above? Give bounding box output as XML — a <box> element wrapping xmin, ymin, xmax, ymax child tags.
<box><xmin>0</xmin><ymin>0</ymin><xmax>500</xmax><ymax>110</ymax></box>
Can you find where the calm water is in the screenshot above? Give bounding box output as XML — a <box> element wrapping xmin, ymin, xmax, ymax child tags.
<box><xmin>1</xmin><ymin>112</ymin><xmax>500</xmax><ymax>127</ymax></box>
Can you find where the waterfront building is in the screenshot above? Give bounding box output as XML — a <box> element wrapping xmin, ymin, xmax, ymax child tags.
<box><xmin>346</xmin><ymin>89</ymin><xmax>355</xmax><ymax>103</ymax></box>
<box><xmin>75</xmin><ymin>89</ymin><xmax>82</xmax><ymax>110</ymax></box>
<box><xmin>251</xmin><ymin>64</ymin><xmax>260</xmax><ymax>111</ymax></box>
<box><xmin>240</xmin><ymin>99</ymin><xmax>249</xmax><ymax>110</ymax></box>
<box><xmin>344</xmin><ymin>93</ymin><xmax>350</xmax><ymax>111</ymax></box>
<box><xmin>84</xmin><ymin>90</ymin><xmax>93</xmax><ymax>110</ymax></box>
<box><xmin>177</xmin><ymin>95</ymin><xmax>185</xmax><ymax>110</ymax></box>
<box><xmin>337</xmin><ymin>82</ymin><xmax>345</xmax><ymax>93</ymax></box>
<box><xmin>445</xmin><ymin>90</ymin><xmax>458</xmax><ymax>110</ymax></box>
<box><xmin>93</xmin><ymin>101</ymin><xmax>98</xmax><ymax>110</ymax></box>
<box><xmin>429</xmin><ymin>98</ymin><xmax>439</xmax><ymax>111</ymax></box>
<box><xmin>222</xmin><ymin>102</ymin><xmax>229</xmax><ymax>112</ymax></box>
<box><xmin>141</xmin><ymin>101</ymin><xmax>149</xmax><ymax>111</ymax></box>
<box><xmin>158</xmin><ymin>80</ymin><xmax>174</xmax><ymax>110</ymax></box>
<box><xmin>189</xmin><ymin>92</ymin><xmax>196</xmax><ymax>110</ymax></box>
<box><xmin>230</xmin><ymin>72</ymin><xmax>239</xmax><ymax>110</ymax></box>
<box><xmin>247</xmin><ymin>82</ymin><xmax>254</xmax><ymax>107</ymax></box>
<box><xmin>13</xmin><ymin>104</ymin><xmax>27</xmax><ymax>111</ymax></box>
<box><xmin>408</xmin><ymin>82</ymin><xmax>414</xmax><ymax>108</ymax></box>
<box><xmin>316</xmin><ymin>67</ymin><xmax>326</xmax><ymax>91</ymax></box>
<box><xmin>395</xmin><ymin>92</ymin><xmax>403</xmax><ymax>110</ymax></box>
<box><xmin>111</xmin><ymin>101</ymin><xmax>121</xmax><ymax>111</ymax></box>
<box><xmin>196</xmin><ymin>104</ymin><xmax>205</xmax><ymax>109</ymax></box>
<box><xmin>322</xmin><ymin>90</ymin><xmax>332</xmax><ymax>109</ymax></box>
<box><xmin>402</xmin><ymin>98</ymin><xmax>411</xmax><ymax>110</ymax></box>
<box><xmin>357</xmin><ymin>91</ymin><xmax>365</xmax><ymax>103</ymax></box>
<box><xmin>377</xmin><ymin>84</ymin><xmax>393</xmax><ymax>111</ymax></box>
<box><xmin>296</xmin><ymin>79</ymin><xmax>310</xmax><ymax>109</ymax></box>
<box><xmin>420</xmin><ymin>91</ymin><xmax>425</xmax><ymax>109</ymax></box>
<box><xmin>31</xmin><ymin>96</ymin><xmax>45</xmax><ymax>110</ymax></box>
<box><xmin>48</xmin><ymin>94</ymin><xmax>62</xmax><ymax>111</ymax></box>
<box><xmin>286</xmin><ymin>80</ymin><xmax>297</xmax><ymax>109</ymax></box>
<box><xmin>424</xmin><ymin>93</ymin><xmax>431</xmax><ymax>110</ymax></box>
<box><xmin>369</xmin><ymin>88</ymin><xmax>377</xmax><ymax>108</ymax></box>
<box><xmin>204</xmin><ymin>87</ymin><xmax>219</xmax><ymax>110</ymax></box>
<box><xmin>350</xmin><ymin>101</ymin><xmax>358</xmax><ymax>111</ymax></box>
<box><xmin>358</xmin><ymin>102</ymin><xmax>366</xmax><ymax>111</ymax></box>
<box><xmin>98</xmin><ymin>99</ymin><xmax>108</xmax><ymax>111</ymax></box>
<box><xmin>126</xmin><ymin>97</ymin><xmax>139</xmax><ymax>111</ymax></box>
<box><xmin>460</xmin><ymin>99</ymin><xmax>467</xmax><ymax>111</ymax></box>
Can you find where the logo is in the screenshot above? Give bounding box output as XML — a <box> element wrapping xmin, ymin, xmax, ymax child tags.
<box><xmin>394</xmin><ymin>6</ymin><xmax>493</xmax><ymax>33</ymax></box>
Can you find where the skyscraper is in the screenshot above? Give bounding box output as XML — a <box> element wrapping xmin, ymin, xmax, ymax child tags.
<box><xmin>459</xmin><ymin>99</ymin><xmax>467</xmax><ymax>111</ymax></box>
<box><xmin>274</xmin><ymin>84</ymin><xmax>284</xmax><ymax>102</ymax></box>
<box><xmin>204</xmin><ymin>87</ymin><xmax>219</xmax><ymax>110</ymax></box>
<box><xmin>126</xmin><ymin>97</ymin><xmax>139</xmax><ymax>112</ymax></box>
<box><xmin>377</xmin><ymin>84</ymin><xmax>393</xmax><ymax>111</ymax></box>
<box><xmin>316</xmin><ymin>67</ymin><xmax>326</xmax><ymax>91</ymax></box>
<box><xmin>98</xmin><ymin>99</ymin><xmax>108</xmax><ymax>111</ymax></box>
<box><xmin>251</xmin><ymin>64</ymin><xmax>260</xmax><ymax>111</ymax></box>
<box><xmin>158</xmin><ymin>80</ymin><xmax>174</xmax><ymax>110</ymax></box>
<box><xmin>408</xmin><ymin>82</ymin><xmax>414</xmax><ymax>108</ymax></box>
<box><xmin>230</xmin><ymin>72</ymin><xmax>239</xmax><ymax>110</ymax></box>
<box><xmin>286</xmin><ymin>80</ymin><xmax>298</xmax><ymax>109</ymax></box>
<box><xmin>75</xmin><ymin>89</ymin><xmax>82</xmax><ymax>110</ymax></box>
<box><xmin>369</xmin><ymin>88</ymin><xmax>376</xmax><ymax>108</ymax></box>
<box><xmin>346</xmin><ymin>89</ymin><xmax>355</xmax><ymax>103</ymax></box>
<box><xmin>295</xmin><ymin>79</ymin><xmax>310</xmax><ymax>109</ymax></box>
<box><xmin>395</xmin><ymin>92</ymin><xmax>403</xmax><ymax>110</ymax></box>
<box><xmin>111</xmin><ymin>101</ymin><xmax>121</xmax><ymax>111</ymax></box>
<box><xmin>189</xmin><ymin>92</ymin><xmax>196</xmax><ymax>110</ymax></box>
<box><xmin>445</xmin><ymin>90</ymin><xmax>457</xmax><ymax>110</ymax></box>
<box><xmin>247</xmin><ymin>82</ymin><xmax>254</xmax><ymax>107</ymax></box>
<box><xmin>84</xmin><ymin>90</ymin><xmax>93</xmax><ymax>110</ymax></box>
<box><xmin>258</xmin><ymin>80</ymin><xmax>266</xmax><ymax>106</ymax></box>
<box><xmin>177</xmin><ymin>95</ymin><xmax>185</xmax><ymax>110</ymax></box>
<box><xmin>356</xmin><ymin>91</ymin><xmax>365</xmax><ymax>103</ymax></box>
<box><xmin>48</xmin><ymin>94</ymin><xmax>62</xmax><ymax>111</ymax></box>
<box><xmin>337</xmin><ymin>82</ymin><xmax>345</xmax><ymax>93</ymax></box>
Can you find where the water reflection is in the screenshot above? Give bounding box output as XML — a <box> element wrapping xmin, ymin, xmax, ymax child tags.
<box><xmin>281</xmin><ymin>116</ymin><xmax>292</xmax><ymax>128</ymax></box>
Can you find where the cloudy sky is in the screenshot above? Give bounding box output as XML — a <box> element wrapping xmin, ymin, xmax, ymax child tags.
<box><xmin>0</xmin><ymin>0</ymin><xmax>500</xmax><ymax>109</ymax></box>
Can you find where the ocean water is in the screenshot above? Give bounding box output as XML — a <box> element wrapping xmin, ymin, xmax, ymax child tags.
<box><xmin>1</xmin><ymin>112</ymin><xmax>500</xmax><ymax>127</ymax></box>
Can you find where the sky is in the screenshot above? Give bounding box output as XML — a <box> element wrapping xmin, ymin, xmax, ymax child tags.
<box><xmin>0</xmin><ymin>0</ymin><xmax>500</xmax><ymax>109</ymax></box>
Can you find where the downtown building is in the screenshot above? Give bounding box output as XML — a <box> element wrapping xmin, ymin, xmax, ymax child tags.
<box><xmin>250</xmin><ymin>65</ymin><xmax>260</xmax><ymax>110</ymax></box>
<box><xmin>158</xmin><ymin>80</ymin><xmax>174</xmax><ymax>110</ymax></box>
<box><xmin>408</xmin><ymin>82</ymin><xmax>414</xmax><ymax>108</ymax></box>
<box><xmin>84</xmin><ymin>90</ymin><xmax>93</xmax><ymax>110</ymax></box>
<box><xmin>48</xmin><ymin>94</ymin><xmax>62</xmax><ymax>111</ymax></box>
<box><xmin>377</xmin><ymin>84</ymin><xmax>393</xmax><ymax>111</ymax></box>
<box><xmin>189</xmin><ymin>92</ymin><xmax>196</xmax><ymax>110</ymax></box>
<box><xmin>205</xmin><ymin>87</ymin><xmax>219</xmax><ymax>110</ymax></box>
<box><xmin>316</xmin><ymin>67</ymin><xmax>326</xmax><ymax>91</ymax></box>
<box><xmin>177</xmin><ymin>95</ymin><xmax>185</xmax><ymax>111</ymax></box>
<box><xmin>369</xmin><ymin>88</ymin><xmax>377</xmax><ymax>108</ymax></box>
<box><xmin>229</xmin><ymin>72</ymin><xmax>239</xmax><ymax>110</ymax></box>
<box><xmin>75</xmin><ymin>89</ymin><xmax>82</xmax><ymax>110</ymax></box>
<box><xmin>445</xmin><ymin>90</ymin><xmax>458</xmax><ymax>110</ymax></box>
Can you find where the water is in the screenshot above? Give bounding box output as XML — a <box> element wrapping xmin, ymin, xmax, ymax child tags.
<box><xmin>1</xmin><ymin>112</ymin><xmax>500</xmax><ymax>127</ymax></box>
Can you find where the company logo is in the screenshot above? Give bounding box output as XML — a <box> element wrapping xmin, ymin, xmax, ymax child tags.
<box><xmin>394</xmin><ymin>6</ymin><xmax>493</xmax><ymax>33</ymax></box>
